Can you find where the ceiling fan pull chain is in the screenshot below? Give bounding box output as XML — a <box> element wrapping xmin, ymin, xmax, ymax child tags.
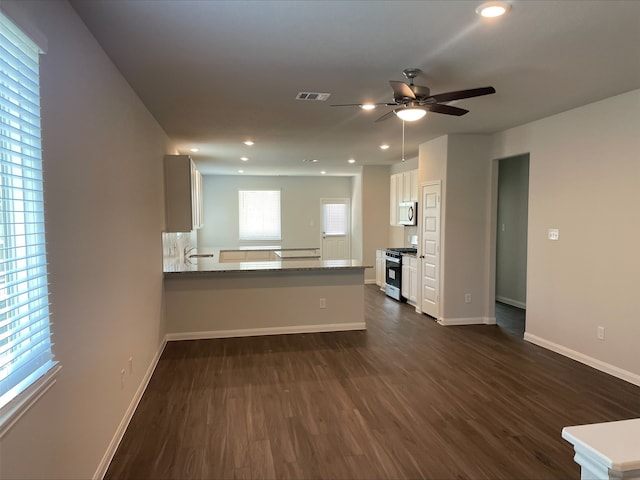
<box><xmin>401</xmin><ymin>120</ymin><xmax>405</xmax><ymax>162</ymax></box>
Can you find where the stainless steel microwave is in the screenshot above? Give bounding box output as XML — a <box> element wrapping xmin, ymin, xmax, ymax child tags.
<box><xmin>398</xmin><ymin>202</ymin><xmax>417</xmax><ymax>225</ymax></box>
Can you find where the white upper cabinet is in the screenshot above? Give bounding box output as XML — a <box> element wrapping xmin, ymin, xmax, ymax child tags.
<box><xmin>390</xmin><ymin>169</ymin><xmax>418</xmax><ymax>225</ymax></box>
<box><xmin>164</xmin><ymin>154</ymin><xmax>204</xmax><ymax>232</ymax></box>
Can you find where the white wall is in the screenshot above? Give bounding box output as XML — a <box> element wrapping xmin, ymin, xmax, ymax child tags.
<box><xmin>197</xmin><ymin>175</ymin><xmax>352</xmax><ymax>249</ymax></box>
<box><xmin>491</xmin><ymin>89</ymin><xmax>640</xmax><ymax>382</ymax></box>
<box><xmin>0</xmin><ymin>2</ymin><xmax>171</xmax><ymax>478</ymax></box>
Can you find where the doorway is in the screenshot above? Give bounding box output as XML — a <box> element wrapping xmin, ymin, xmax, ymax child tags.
<box><xmin>320</xmin><ymin>198</ymin><xmax>351</xmax><ymax>260</ymax></box>
<box><xmin>495</xmin><ymin>154</ymin><xmax>529</xmax><ymax>336</ymax></box>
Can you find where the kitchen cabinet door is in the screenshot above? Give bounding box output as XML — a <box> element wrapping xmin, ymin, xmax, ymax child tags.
<box><xmin>410</xmin><ymin>169</ymin><xmax>419</xmax><ymax>202</ymax></box>
<box><xmin>401</xmin><ymin>262</ymin><xmax>410</xmax><ymax>299</ymax></box>
<box><xmin>164</xmin><ymin>154</ymin><xmax>203</xmax><ymax>232</ymax></box>
<box><xmin>409</xmin><ymin>257</ymin><xmax>418</xmax><ymax>303</ymax></box>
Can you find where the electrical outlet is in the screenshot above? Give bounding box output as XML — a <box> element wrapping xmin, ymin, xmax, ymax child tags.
<box><xmin>128</xmin><ymin>357</ymin><xmax>133</xmax><ymax>375</ymax></box>
<box><xmin>548</xmin><ymin>228</ymin><xmax>559</xmax><ymax>240</ymax></box>
<box><xmin>597</xmin><ymin>326</ymin><xmax>605</xmax><ymax>341</ymax></box>
<box><xmin>319</xmin><ymin>298</ymin><xmax>326</xmax><ymax>309</ymax></box>
<box><xmin>464</xmin><ymin>293</ymin><xmax>472</xmax><ymax>304</ymax></box>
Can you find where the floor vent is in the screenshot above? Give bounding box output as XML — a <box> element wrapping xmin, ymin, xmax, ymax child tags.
<box><xmin>296</xmin><ymin>92</ymin><xmax>330</xmax><ymax>101</ymax></box>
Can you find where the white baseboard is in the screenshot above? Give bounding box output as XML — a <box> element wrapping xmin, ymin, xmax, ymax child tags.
<box><xmin>93</xmin><ymin>338</ymin><xmax>168</xmax><ymax>480</ymax></box>
<box><xmin>364</xmin><ymin>279</ymin><xmax>377</xmax><ymax>285</ymax></box>
<box><xmin>166</xmin><ymin>322</ymin><xmax>367</xmax><ymax>341</ymax></box>
<box><xmin>437</xmin><ymin>316</ymin><xmax>495</xmax><ymax>326</ymax></box>
<box><xmin>524</xmin><ymin>333</ymin><xmax>640</xmax><ymax>387</ymax></box>
<box><xmin>496</xmin><ymin>296</ymin><xmax>526</xmax><ymax>309</ymax></box>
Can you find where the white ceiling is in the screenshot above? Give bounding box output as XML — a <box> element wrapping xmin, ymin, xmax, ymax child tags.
<box><xmin>70</xmin><ymin>0</ymin><xmax>640</xmax><ymax>176</ymax></box>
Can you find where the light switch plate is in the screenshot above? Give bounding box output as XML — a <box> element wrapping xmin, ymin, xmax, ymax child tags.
<box><xmin>548</xmin><ymin>228</ymin><xmax>559</xmax><ymax>240</ymax></box>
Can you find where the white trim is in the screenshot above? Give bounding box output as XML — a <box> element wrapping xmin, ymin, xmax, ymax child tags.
<box><xmin>364</xmin><ymin>279</ymin><xmax>377</xmax><ymax>285</ymax></box>
<box><xmin>93</xmin><ymin>339</ymin><xmax>168</xmax><ymax>480</ymax></box>
<box><xmin>524</xmin><ymin>333</ymin><xmax>640</xmax><ymax>388</ymax></box>
<box><xmin>166</xmin><ymin>322</ymin><xmax>367</xmax><ymax>342</ymax></box>
<box><xmin>437</xmin><ymin>316</ymin><xmax>495</xmax><ymax>326</ymax></box>
<box><xmin>0</xmin><ymin>364</ymin><xmax>61</xmax><ymax>439</ymax></box>
<box><xmin>496</xmin><ymin>296</ymin><xmax>527</xmax><ymax>309</ymax></box>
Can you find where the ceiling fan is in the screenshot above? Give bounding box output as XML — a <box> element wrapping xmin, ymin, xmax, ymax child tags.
<box><xmin>331</xmin><ymin>68</ymin><xmax>496</xmax><ymax>122</ymax></box>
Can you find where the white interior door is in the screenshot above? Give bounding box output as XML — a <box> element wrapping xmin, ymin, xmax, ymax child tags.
<box><xmin>420</xmin><ymin>182</ymin><xmax>441</xmax><ymax>318</ymax></box>
<box><xmin>321</xmin><ymin>198</ymin><xmax>350</xmax><ymax>260</ymax></box>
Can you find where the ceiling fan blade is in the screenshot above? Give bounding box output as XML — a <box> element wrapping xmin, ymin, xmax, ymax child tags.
<box><xmin>389</xmin><ymin>81</ymin><xmax>415</xmax><ymax>100</ymax></box>
<box><xmin>430</xmin><ymin>86</ymin><xmax>496</xmax><ymax>103</ymax></box>
<box><xmin>411</xmin><ymin>84</ymin><xmax>431</xmax><ymax>98</ymax></box>
<box><xmin>330</xmin><ymin>102</ymin><xmax>398</xmax><ymax>107</ymax></box>
<box><xmin>374</xmin><ymin>110</ymin><xmax>397</xmax><ymax>123</ymax></box>
<box><xmin>428</xmin><ymin>104</ymin><xmax>469</xmax><ymax>116</ymax></box>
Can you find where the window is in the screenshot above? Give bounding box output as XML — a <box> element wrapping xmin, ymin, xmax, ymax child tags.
<box><xmin>322</xmin><ymin>202</ymin><xmax>348</xmax><ymax>235</ymax></box>
<box><xmin>0</xmin><ymin>12</ymin><xmax>56</xmax><ymax>416</ymax></box>
<box><xmin>238</xmin><ymin>190</ymin><xmax>281</xmax><ymax>241</ymax></box>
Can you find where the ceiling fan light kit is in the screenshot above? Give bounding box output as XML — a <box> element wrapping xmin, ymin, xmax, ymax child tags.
<box><xmin>395</xmin><ymin>107</ymin><xmax>427</xmax><ymax>122</ymax></box>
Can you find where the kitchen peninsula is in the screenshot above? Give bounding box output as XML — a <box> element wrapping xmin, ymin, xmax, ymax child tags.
<box><xmin>163</xmin><ymin>254</ymin><xmax>371</xmax><ymax>340</ymax></box>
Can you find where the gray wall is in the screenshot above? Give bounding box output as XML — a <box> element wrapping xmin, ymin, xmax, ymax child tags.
<box><xmin>496</xmin><ymin>155</ymin><xmax>529</xmax><ymax>308</ymax></box>
<box><xmin>0</xmin><ymin>1</ymin><xmax>171</xmax><ymax>478</ymax></box>
<box><xmin>361</xmin><ymin>165</ymin><xmax>391</xmax><ymax>283</ymax></box>
<box><xmin>198</xmin><ymin>175</ymin><xmax>353</xmax><ymax>249</ymax></box>
<box><xmin>491</xmin><ymin>89</ymin><xmax>640</xmax><ymax>383</ymax></box>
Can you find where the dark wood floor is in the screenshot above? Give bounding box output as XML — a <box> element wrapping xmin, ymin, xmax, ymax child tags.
<box><xmin>106</xmin><ymin>285</ymin><xmax>640</xmax><ymax>479</ymax></box>
<box><xmin>495</xmin><ymin>301</ymin><xmax>526</xmax><ymax>338</ymax></box>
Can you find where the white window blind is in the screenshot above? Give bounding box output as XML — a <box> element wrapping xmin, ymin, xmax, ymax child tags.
<box><xmin>0</xmin><ymin>12</ymin><xmax>55</xmax><ymax>411</ymax></box>
<box><xmin>323</xmin><ymin>203</ymin><xmax>348</xmax><ymax>235</ymax></box>
<box><xmin>238</xmin><ymin>190</ymin><xmax>281</xmax><ymax>241</ymax></box>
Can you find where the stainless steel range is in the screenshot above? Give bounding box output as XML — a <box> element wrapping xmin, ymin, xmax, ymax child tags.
<box><xmin>384</xmin><ymin>247</ymin><xmax>417</xmax><ymax>301</ymax></box>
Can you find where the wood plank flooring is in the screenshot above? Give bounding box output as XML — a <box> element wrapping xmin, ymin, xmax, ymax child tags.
<box><xmin>106</xmin><ymin>285</ymin><xmax>640</xmax><ymax>479</ymax></box>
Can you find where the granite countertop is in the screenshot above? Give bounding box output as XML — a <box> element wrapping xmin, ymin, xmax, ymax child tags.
<box><xmin>164</xmin><ymin>257</ymin><xmax>371</xmax><ymax>276</ymax></box>
<box><xmin>219</xmin><ymin>246</ymin><xmax>319</xmax><ymax>252</ymax></box>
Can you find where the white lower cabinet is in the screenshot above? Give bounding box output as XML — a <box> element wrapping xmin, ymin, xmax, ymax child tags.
<box><xmin>402</xmin><ymin>255</ymin><xmax>418</xmax><ymax>304</ymax></box>
<box><xmin>375</xmin><ymin>250</ymin><xmax>386</xmax><ymax>288</ymax></box>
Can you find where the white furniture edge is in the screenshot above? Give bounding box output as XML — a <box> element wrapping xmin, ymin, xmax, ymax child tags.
<box><xmin>165</xmin><ymin>322</ymin><xmax>367</xmax><ymax>341</ymax></box>
<box><xmin>525</xmin><ymin>333</ymin><xmax>640</xmax><ymax>387</ymax></box>
<box><xmin>93</xmin><ymin>338</ymin><xmax>168</xmax><ymax>480</ymax></box>
<box><xmin>562</xmin><ymin>419</ymin><xmax>640</xmax><ymax>478</ymax></box>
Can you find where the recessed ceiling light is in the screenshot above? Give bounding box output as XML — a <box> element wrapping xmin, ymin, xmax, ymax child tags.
<box><xmin>238</xmin><ymin>169</ymin><xmax>244</xmax><ymax>173</ymax></box>
<box><xmin>190</xmin><ymin>148</ymin><xmax>199</xmax><ymax>152</ymax></box>
<box><xmin>380</xmin><ymin>144</ymin><xmax>390</xmax><ymax>150</ymax></box>
<box><xmin>243</xmin><ymin>140</ymin><xmax>254</xmax><ymax>146</ymax></box>
<box><xmin>320</xmin><ymin>171</ymin><xmax>327</xmax><ymax>175</ymax></box>
<box><xmin>360</xmin><ymin>104</ymin><xmax>376</xmax><ymax>111</ymax></box>
<box><xmin>348</xmin><ymin>158</ymin><xmax>356</xmax><ymax>164</ymax></box>
<box><xmin>240</xmin><ymin>156</ymin><xmax>249</xmax><ymax>161</ymax></box>
<box><xmin>476</xmin><ymin>1</ymin><xmax>511</xmax><ymax>18</ymax></box>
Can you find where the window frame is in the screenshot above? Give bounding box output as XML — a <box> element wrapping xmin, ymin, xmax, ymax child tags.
<box><xmin>238</xmin><ymin>190</ymin><xmax>282</xmax><ymax>242</ymax></box>
<box><xmin>0</xmin><ymin>10</ymin><xmax>58</xmax><ymax>436</ymax></box>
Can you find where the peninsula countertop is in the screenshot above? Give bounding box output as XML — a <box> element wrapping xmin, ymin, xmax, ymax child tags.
<box><xmin>164</xmin><ymin>257</ymin><xmax>372</xmax><ymax>277</ymax></box>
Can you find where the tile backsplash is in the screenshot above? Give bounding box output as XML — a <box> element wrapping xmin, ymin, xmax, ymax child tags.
<box><xmin>162</xmin><ymin>231</ymin><xmax>196</xmax><ymax>261</ymax></box>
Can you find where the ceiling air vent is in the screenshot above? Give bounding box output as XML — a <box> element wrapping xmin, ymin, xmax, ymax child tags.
<box><xmin>296</xmin><ymin>92</ymin><xmax>330</xmax><ymax>101</ymax></box>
